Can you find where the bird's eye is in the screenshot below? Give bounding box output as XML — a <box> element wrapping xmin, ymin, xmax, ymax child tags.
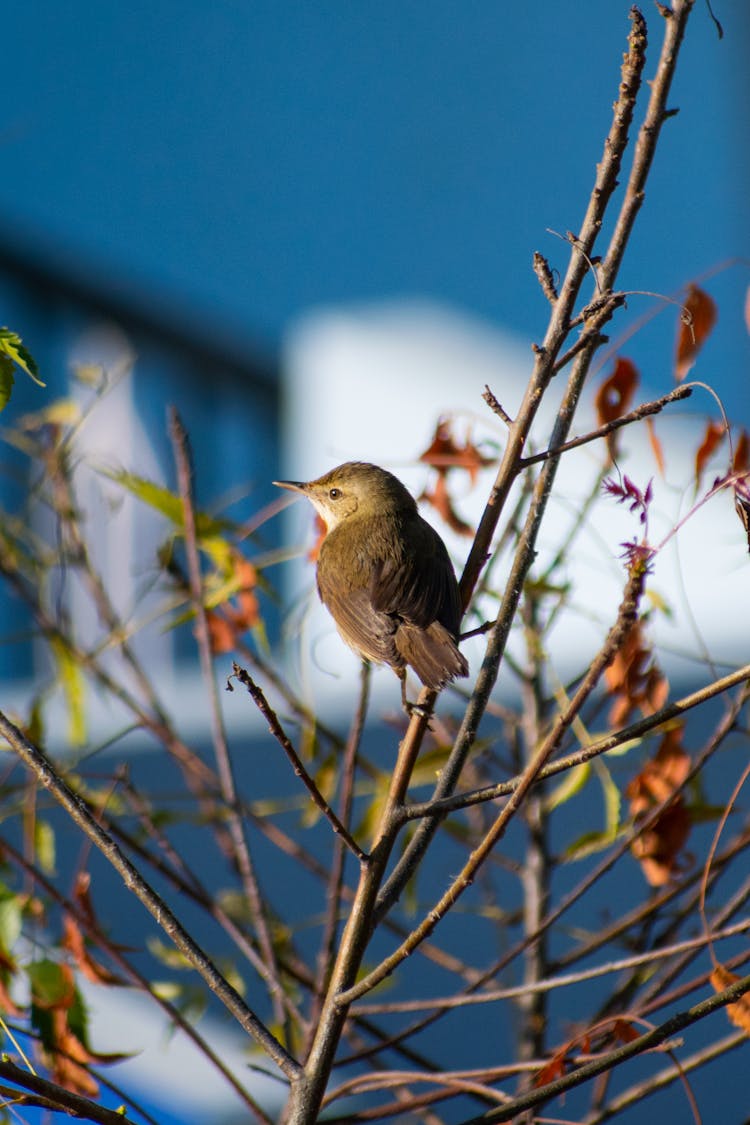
<box><xmin>329</xmin><ymin>488</ymin><xmax>342</xmax><ymax>500</ymax></box>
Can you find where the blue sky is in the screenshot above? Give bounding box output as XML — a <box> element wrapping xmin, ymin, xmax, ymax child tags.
<box><xmin>1</xmin><ymin>2</ymin><xmax>747</xmax><ymax>415</ymax></box>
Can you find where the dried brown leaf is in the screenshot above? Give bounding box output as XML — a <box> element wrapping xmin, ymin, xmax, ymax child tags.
<box><xmin>595</xmin><ymin>357</ymin><xmax>639</xmax><ymax>426</ymax></box>
<box><xmin>61</xmin><ymin>915</ymin><xmax>124</xmax><ymax>987</ymax></box>
<box><xmin>695</xmin><ymin>420</ymin><xmax>726</xmax><ymax>489</ymax></box>
<box><xmin>627</xmin><ymin>726</ymin><xmax>692</xmax><ymax>885</ymax></box>
<box><xmin>420</xmin><ymin>474</ymin><xmax>474</xmax><ymax>537</ymax></box>
<box><xmin>711</xmin><ymin>965</ymin><xmax>750</xmax><ymax>1035</ymax></box>
<box><xmin>645</xmin><ymin>417</ymin><xmax>665</xmax><ymax>476</ymax></box>
<box><xmin>675</xmin><ymin>284</ymin><xmax>717</xmax><ymax>381</ymax></box>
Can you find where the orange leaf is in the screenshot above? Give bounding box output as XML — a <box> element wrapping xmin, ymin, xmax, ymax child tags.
<box><xmin>675</xmin><ymin>285</ymin><xmax>717</xmax><ymax>381</ymax></box>
<box><xmin>534</xmin><ymin>1049</ymin><xmax>569</xmax><ymax>1087</ymax></box>
<box><xmin>419</xmin><ymin>417</ymin><xmax>461</xmax><ymax>469</ymax></box>
<box><xmin>0</xmin><ymin>975</ymin><xmax>23</xmax><ymax>1016</ymax></box>
<box><xmin>645</xmin><ymin>418</ymin><xmax>665</xmax><ymax>476</ymax></box>
<box><xmin>733</xmin><ymin>429</ymin><xmax>750</xmax><ymax>474</ymax></box>
<box><xmin>605</xmin><ymin>621</ymin><xmax>669</xmax><ymax>726</ymax></box>
<box><xmin>307</xmin><ymin>512</ymin><xmax>327</xmax><ymax>562</ymax></box>
<box><xmin>711</xmin><ymin>965</ymin><xmax>750</xmax><ymax>1035</ymax></box>
<box><xmin>420</xmin><ymin>474</ymin><xmax>474</xmax><ymax>537</ymax></box>
<box><xmin>419</xmin><ymin>417</ymin><xmax>494</xmax><ymax>482</ymax></box>
<box><xmin>612</xmin><ymin>1018</ymin><xmax>640</xmax><ymax>1044</ymax></box>
<box><xmin>694</xmin><ymin>420</ymin><xmax>726</xmax><ymax>488</ymax></box>
<box><xmin>61</xmin><ymin>915</ymin><xmax>124</xmax><ymax>987</ymax></box>
<box><xmin>205</xmin><ymin>610</ymin><xmax>238</xmax><ymax>655</ymax></box>
<box><xmin>627</xmin><ymin>726</ymin><xmax>692</xmax><ymax>885</ymax></box>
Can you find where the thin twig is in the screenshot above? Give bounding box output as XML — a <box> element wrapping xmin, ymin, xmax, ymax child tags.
<box><xmin>351</xmin><ymin>917</ymin><xmax>750</xmax><ymax>1015</ymax></box>
<box><xmin>375</xmin><ymin>6</ymin><xmax>654</xmax><ymax>927</ymax></box>
<box><xmin>310</xmin><ymin>661</ymin><xmax>372</xmax><ymax>1030</ymax></box>
<box><xmin>482</xmin><ymin>385</ymin><xmax>513</xmax><ymax>427</ymax></box>
<box><xmin>0</xmin><ymin>835</ymin><xmax>274</xmax><ymax>1124</ymax></box>
<box><xmin>340</xmin><ymin>566</ymin><xmax>646</xmax><ymax>1005</ymax></box>
<box><xmin>520</xmin><ymin>386</ymin><xmax>693</xmax><ymax>468</ymax></box>
<box><xmin>458</xmin><ymin>970</ymin><xmax>750</xmax><ymax>1124</ymax></box>
<box><xmin>0</xmin><ymin>709</ymin><xmax>299</xmax><ymax>1082</ymax></box>
<box><xmin>584</xmin><ymin>1032</ymin><xmax>744</xmax><ymax>1125</ymax></box>
<box><xmin>168</xmin><ymin>406</ymin><xmax>288</xmax><ymax>1029</ymax></box>
<box><xmin>231</xmin><ymin>664</ymin><xmax>367</xmax><ymax>861</ymax></box>
<box><xmin>533</xmin><ymin>251</ymin><xmax>558</xmax><ymax>304</ymax></box>
<box><xmin>0</xmin><ymin>1059</ymin><xmax>139</xmax><ymax>1125</ymax></box>
<box><xmin>403</xmin><ymin>660</ymin><xmax>750</xmax><ymax>819</ymax></box>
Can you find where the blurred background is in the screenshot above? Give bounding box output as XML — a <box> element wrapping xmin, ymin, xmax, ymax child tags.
<box><xmin>0</xmin><ymin>2</ymin><xmax>748</xmax><ymax>1122</ymax></box>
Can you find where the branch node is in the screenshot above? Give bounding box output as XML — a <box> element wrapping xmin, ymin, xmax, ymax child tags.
<box><xmin>533</xmin><ymin>251</ymin><xmax>559</xmax><ymax>303</ymax></box>
<box><xmin>482</xmin><ymin>385</ymin><xmax>513</xmax><ymax>427</ymax></box>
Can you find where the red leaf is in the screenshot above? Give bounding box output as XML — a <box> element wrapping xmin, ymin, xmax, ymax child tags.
<box><xmin>206</xmin><ymin>611</ymin><xmax>237</xmax><ymax>655</ymax></box>
<box><xmin>307</xmin><ymin>512</ymin><xmax>327</xmax><ymax>562</ymax></box>
<box><xmin>627</xmin><ymin>726</ymin><xmax>692</xmax><ymax>886</ymax></box>
<box><xmin>420</xmin><ymin>474</ymin><xmax>474</xmax><ymax>537</ymax></box>
<box><xmin>594</xmin><ymin>358</ymin><xmax>639</xmax><ymax>463</ymax></box>
<box><xmin>675</xmin><ymin>285</ymin><xmax>717</xmax><ymax>381</ymax></box>
<box><xmin>645</xmin><ymin>418</ymin><xmax>665</xmax><ymax>476</ymax></box>
<box><xmin>595</xmin><ymin>357</ymin><xmax>639</xmax><ymax>426</ymax></box>
<box><xmin>612</xmin><ymin>1018</ymin><xmax>640</xmax><ymax>1044</ymax></box>
<box><xmin>534</xmin><ymin>1049</ymin><xmax>569</xmax><ymax>1087</ymax></box>
<box><xmin>733</xmin><ymin>429</ymin><xmax>750</xmax><ymax>474</ymax></box>
<box><xmin>61</xmin><ymin>916</ymin><xmax>124</xmax><ymax>987</ymax></box>
<box><xmin>419</xmin><ymin>417</ymin><xmax>463</xmax><ymax>471</ymax></box>
<box><xmin>694</xmin><ymin>420</ymin><xmax>726</xmax><ymax>488</ymax></box>
<box><xmin>419</xmin><ymin>417</ymin><xmax>494</xmax><ymax>483</ymax></box>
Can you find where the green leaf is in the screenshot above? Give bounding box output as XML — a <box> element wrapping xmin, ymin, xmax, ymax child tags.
<box><xmin>100</xmin><ymin>469</ymin><xmax>235</xmax><ymax>539</ymax></box>
<box><xmin>50</xmin><ymin>637</ymin><xmax>86</xmax><ymax>747</ymax></box>
<box><xmin>0</xmin><ymin>328</ymin><xmax>44</xmax><ymax>386</ymax></box>
<box><xmin>595</xmin><ymin>759</ymin><xmax>622</xmax><ymax>842</ymax></box>
<box><xmin>27</xmin><ymin>959</ymin><xmax>69</xmax><ymax>1006</ymax></box>
<box><xmin>0</xmin><ymin>357</ymin><xmax>14</xmax><ymax>413</ymax></box>
<box><xmin>545</xmin><ymin>761</ymin><xmax>591</xmax><ymax>813</ymax></box>
<box><xmin>147</xmin><ymin>936</ymin><xmax>192</xmax><ymax>970</ymax></box>
<box><xmin>99</xmin><ymin>469</ymin><xmax>185</xmax><ymax>524</ymax></box>
<box><xmin>564</xmin><ymin>827</ymin><xmax>624</xmax><ymax>862</ymax></box>
<box><xmin>34</xmin><ymin>820</ymin><xmax>56</xmax><ymax>876</ymax></box>
<box><xmin>0</xmin><ymin>891</ymin><xmax>22</xmax><ymax>956</ymax></box>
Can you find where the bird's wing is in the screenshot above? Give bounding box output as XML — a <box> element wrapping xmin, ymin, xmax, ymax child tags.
<box><xmin>371</xmin><ymin>519</ymin><xmax>462</xmax><ymax>635</ymax></box>
<box><xmin>317</xmin><ymin>567</ymin><xmax>401</xmax><ymax>667</ymax></box>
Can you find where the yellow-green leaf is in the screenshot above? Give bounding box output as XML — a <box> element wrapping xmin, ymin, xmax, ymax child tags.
<box><xmin>50</xmin><ymin>637</ymin><xmax>86</xmax><ymax>747</ymax></box>
<box><xmin>0</xmin><ymin>328</ymin><xmax>44</xmax><ymax>386</ymax></box>
<box><xmin>595</xmin><ymin>759</ymin><xmax>622</xmax><ymax>842</ymax></box>
<box><xmin>0</xmin><ymin>356</ymin><xmax>14</xmax><ymax>413</ymax></box>
<box><xmin>34</xmin><ymin>820</ymin><xmax>56</xmax><ymax>876</ymax></box>
<box><xmin>545</xmin><ymin>762</ymin><xmax>590</xmax><ymax>813</ymax></box>
<box><xmin>100</xmin><ymin>469</ymin><xmax>235</xmax><ymax>539</ymax></box>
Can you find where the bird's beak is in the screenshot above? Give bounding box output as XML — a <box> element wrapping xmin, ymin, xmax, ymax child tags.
<box><xmin>273</xmin><ymin>479</ymin><xmax>307</xmax><ymax>494</ymax></box>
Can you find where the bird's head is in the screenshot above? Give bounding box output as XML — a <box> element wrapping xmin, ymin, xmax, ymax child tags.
<box><xmin>274</xmin><ymin>461</ymin><xmax>416</xmax><ymax>532</ymax></box>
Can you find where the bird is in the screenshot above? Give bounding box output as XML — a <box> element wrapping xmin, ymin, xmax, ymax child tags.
<box><xmin>274</xmin><ymin>461</ymin><xmax>468</xmax><ymax>710</ymax></box>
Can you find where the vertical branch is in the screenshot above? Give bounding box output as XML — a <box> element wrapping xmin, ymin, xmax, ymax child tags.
<box><xmin>376</xmin><ymin>0</ymin><xmax>689</xmax><ymax>926</ymax></box>
<box><xmin>284</xmin><ymin>705</ymin><xmax>436</xmax><ymax>1124</ymax></box>
<box><xmin>516</xmin><ymin>594</ymin><xmax>551</xmax><ymax>1075</ymax></box>
<box><xmin>168</xmin><ymin>408</ymin><xmax>288</xmax><ymax>1031</ymax></box>
<box><xmin>309</xmin><ymin>661</ymin><xmax>371</xmax><ymax>1034</ymax></box>
<box><xmin>0</xmin><ymin>710</ymin><xmax>299</xmax><ymax>1081</ymax></box>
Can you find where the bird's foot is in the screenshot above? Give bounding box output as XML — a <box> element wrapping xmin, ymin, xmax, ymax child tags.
<box><xmin>403</xmin><ymin>699</ymin><xmax>431</xmax><ymax>720</ymax></box>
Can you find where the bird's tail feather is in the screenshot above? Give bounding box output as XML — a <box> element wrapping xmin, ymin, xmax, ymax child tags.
<box><xmin>396</xmin><ymin>622</ymin><xmax>468</xmax><ymax>691</ymax></box>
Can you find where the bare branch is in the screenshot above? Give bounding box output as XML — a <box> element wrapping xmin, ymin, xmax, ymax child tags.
<box><xmin>0</xmin><ymin>709</ymin><xmax>300</xmax><ymax>1082</ymax></box>
<box><xmin>168</xmin><ymin>406</ymin><xmax>288</xmax><ymax>1029</ymax></box>
<box><xmin>231</xmin><ymin>663</ymin><xmax>367</xmax><ymax>862</ymax></box>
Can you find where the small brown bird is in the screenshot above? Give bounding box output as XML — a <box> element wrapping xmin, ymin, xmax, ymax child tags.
<box><xmin>274</xmin><ymin>462</ymin><xmax>468</xmax><ymax>708</ymax></box>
